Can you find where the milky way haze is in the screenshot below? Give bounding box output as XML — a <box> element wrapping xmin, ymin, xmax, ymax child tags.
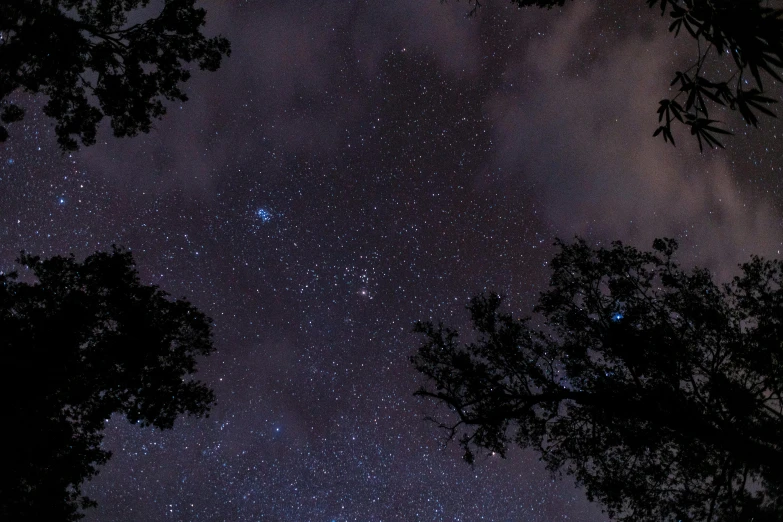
<box><xmin>2</xmin><ymin>0</ymin><xmax>782</xmax><ymax>520</ymax></box>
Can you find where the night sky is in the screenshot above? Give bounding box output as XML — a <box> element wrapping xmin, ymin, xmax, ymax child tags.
<box><xmin>3</xmin><ymin>0</ymin><xmax>783</xmax><ymax>520</ymax></box>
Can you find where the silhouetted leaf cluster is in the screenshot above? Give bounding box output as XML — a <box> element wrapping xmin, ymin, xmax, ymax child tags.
<box><xmin>0</xmin><ymin>248</ymin><xmax>215</xmax><ymax>521</ymax></box>
<box><xmin>460</xmin><ymin>0</ymin><xmax>783</xmax><ymax>151</ymax></box>
<box><xmin>649</xmin><ymin>0</ymin><xmax>783</xmax><ymax>150</ymax></box>
<box><xmin>0</xmin><ymin>0</ymin><xmax>230</xmax><ymax>150</ymax></box>
<box><xmin>412</xmin><ymin>238</ymin><xmax>783</xmax><ymax>521</ymax></box>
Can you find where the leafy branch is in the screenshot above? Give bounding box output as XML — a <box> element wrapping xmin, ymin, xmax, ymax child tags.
<box><xmin>0</xmin><ymin>0</ymin><xmax>230</xmax><ymax>150</ymax></box>
<box><xmin>650</xmin><ymin>0</ymin><xmax>782</xmax><ymax>151</ymax></box>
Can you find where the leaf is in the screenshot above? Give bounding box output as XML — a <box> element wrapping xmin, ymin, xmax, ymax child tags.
<box><xmin>653</xmin><ymin>124</ymin><xmax>675</xmax><ymax>146</ymax></box>
<box><xmin>669</xmin><ymin>17</ymin><xmax>683</xmax><ymax>36</ymax></box>
<box><xmin>736</xmin><ymin>88</ymin><xmax>778</xmax><ymax>126</ymax></box>
<box><xmin>657</xmin><ymin>99</ymin><xmax>671</xmax><ymax>123</ymax></box>
<box><xmin>749</xmin><ymin>62</ymin><xmax>764</xmax><ymax>91</ymax></box>
<box><xmin>687</xmin><ymin>117</ymin><xmax>732</xmax><ymax>152</ymax></box>
<box><xmin>695</xmin><ymin>78</ymin><xmax>725</xmax><ymax>106</ymax></box>
<box><xmin>670</xmin><ymin>100</ymin><xmax>685</xmax><ymax>122</ymax></box>
<box><xmin>1</xmin><ymin>104</ymin><xmax>25</xmax><ymax>124</ymax></box>
<box><xmin>682</xmin><ymin>14</ymin><xmax>700</xmax><ymax>39</ymax></box>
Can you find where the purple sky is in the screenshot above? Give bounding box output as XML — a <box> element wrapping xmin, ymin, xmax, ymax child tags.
<box><xmin>2</xmin><ymin>0</ymin><xmax>782</xmax><ymax>520</ymax></box>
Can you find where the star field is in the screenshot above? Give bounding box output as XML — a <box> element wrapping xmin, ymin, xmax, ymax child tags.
<box><xmin>2</xmin><ymin>0</ymin><xmax>783</xmax><ymax>520</ymax></box>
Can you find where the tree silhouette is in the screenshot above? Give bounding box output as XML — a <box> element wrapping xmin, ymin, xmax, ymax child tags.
<box><xmin>0</xmin><ymin>0</ymin><xmax>230</xmax><ymax>151</ymax></box>
<box><xmin>463</xmin><ymin>0</ymin><xmax>783</xmax><ymax>151</ymax></box>
<box><xmin>412</xmin><ymin>238</ymin><xmax>783</xmax><ymax>521</ymax></box>
<box><xmin>1</xmin><ymin>248</ymin><xmax>216</xmax><ymax>521</ymax></box>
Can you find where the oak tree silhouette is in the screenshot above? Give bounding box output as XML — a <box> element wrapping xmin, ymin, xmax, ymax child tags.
<box><xmin>462</xmin><ymin>0</ymin><xmax>783</xmax><ymax>151</ymax></box>
<box><xmin>413</xmin><ymin>238</ymin><xmax>783</xmax><ymax>521</ymax></box>
<box><xmin>1</xmin><ymin>248</ymin><xmax>215</xmax><ymax>521</ymax></box>
<box><xmin>0</xmin><ymin>0</ymin><xmax>230</xmax><ymax>150</ymax></box>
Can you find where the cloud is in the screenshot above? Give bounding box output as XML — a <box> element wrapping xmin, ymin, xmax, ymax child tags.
<box><xmin>484</xmin><ymin>1</ymin><xmax>782</xmax><ymax>278</ymax></box>
<box><xmin>74</xmin><ymin>0</ymin><xmax>782</xmax><ymax>282</ymax></box>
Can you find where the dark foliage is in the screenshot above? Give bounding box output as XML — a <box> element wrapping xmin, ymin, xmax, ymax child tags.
<box><xmin>461</xmin><ymin>0</ymin><xmax>783</xmax><ymax>151</ymax></box>
<box><xmin>412</xmin><ymin>238</ymin><xmax>783</xmax><ymax>521</ymax></box>
<box><xmin>0</xmin><ymin>248</ymin><xmax>215</xmax><ymax>521</ymax></box>
<box><xmin>0</xmin><ymin>0</ymin><xmax>230</xmax><ymax>150</ymax></box>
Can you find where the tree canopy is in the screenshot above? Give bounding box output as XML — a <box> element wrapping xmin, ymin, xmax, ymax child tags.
<box><xmin>468</xmin><ymin>0</ymin><xmax>783</xmax><ymax>151</ymax></box>
<box><xmin>0</xmin><ymin>0</ymin><xmax>230</xmax><ymax>151</ymax></box>
<box><xmin>0</xmin><ymin>248</ymin><xmax>216</xmax><ymax>521</ymax></box>
<box><xmin>412</xmin><ymin>238</ymin><xmax>783</xmax><ymax>521</ymax></box>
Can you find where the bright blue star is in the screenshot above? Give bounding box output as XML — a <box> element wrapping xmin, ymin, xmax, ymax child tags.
<box><xmin>58</xmin><ymin>197</ymin><xmax>66</xmax><ymax>205</ymax></box>
<box><xmin>256</xmin><ymin>208</ymin><xmax>272</xmax><ymax>223</ymax></box>
<box><xmin>611</xmin><ymin>312</ymin><xmax>624</xmax><ymax>322</ymax></box>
